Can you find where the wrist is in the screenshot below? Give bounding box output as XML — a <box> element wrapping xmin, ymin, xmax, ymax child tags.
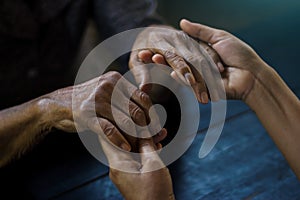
<box><xmin>36</xmin><ymin>91</ymin><xmax>73</xmax><ymax>132</ymax></box>
<box><xmin>244</xmin><ymin>64</ymin><xmax>288</xmax><ymax>112</ymax></box>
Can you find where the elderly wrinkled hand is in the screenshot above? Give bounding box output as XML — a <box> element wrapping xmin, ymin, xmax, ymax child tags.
<box><xmin>143</xmin><ymin>20</ymin><xmax>263</xmax><ymax>101</ymax></box>
<box><xmin>43</xmin><ymin>71</ymin><xmax>166</xmax><ymax>151</ymax></box>
<box><xmin>129</xmin><ymin>25</ymin><xmax>223</xmax><ymax>103</ymax></box>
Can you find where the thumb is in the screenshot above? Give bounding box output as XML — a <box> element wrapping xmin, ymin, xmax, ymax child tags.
<box><xmin>139</xmin><ymin>138</ymin><xmax>165</xmax><ymax>172</ymax></box>
<box><xmin>180</xmin><ymin>19</ymin><xmax>220</xmax><ymax>45</ymax></box>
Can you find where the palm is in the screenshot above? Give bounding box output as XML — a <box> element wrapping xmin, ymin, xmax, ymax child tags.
<box><xmin>111</xmin><ymin>168</ymin><xmax>173</xmax><ymax>200</ymax></box>
<box><xmin>221</xmin><ymin>67</ymin><xmax>255</xmax><ymax>100</ymax></box>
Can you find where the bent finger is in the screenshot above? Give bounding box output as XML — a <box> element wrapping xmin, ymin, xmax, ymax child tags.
<box><xmin>88</xmin><ymin>117</ymin><xmax>131</xmax><ymax>151</ymax></box>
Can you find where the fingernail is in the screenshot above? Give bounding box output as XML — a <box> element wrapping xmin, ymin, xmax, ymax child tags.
<box><xmin>185</xmin><ymin>73</ymin><xmax>196</xmax><ymax>85</ymax></box>
<box><xmin>201</xmin><ymin>92</ymin><xmax>209</xmax><ymax>104</ymax></box>
<box><xmin>121</xmin><ymin>143</ymin><xmax>131</xmax><ymax>151</ymax></box>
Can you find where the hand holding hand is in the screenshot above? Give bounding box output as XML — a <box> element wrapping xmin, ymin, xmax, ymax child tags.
<box><xmin>42</xmin><ymin>71</ymin><xmax>166</xmax><ymax>151</ymax></box>
<box><xmin>100</xmin><ymin>129</ymin><xmax>174</xmax><ymax>200</ymax></box>
<box><xmin>179</xmin><ymin>19</ymin><xmax>267</xmax><ymax>100</ymax></box>
<box><xmin>141</xmin><ymin>20</ymin><xmax>268</xmax><ymax>101</ymax></box>
<box><xmin>129</xmin><ymin>25</ymin><xmax>222</xmax><ymax>103</ymax></box>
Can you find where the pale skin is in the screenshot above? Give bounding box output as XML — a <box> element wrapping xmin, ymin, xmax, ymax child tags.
<box><xmin>0</xmin><ymin>71</ymin><xmax>167</xmax><ymax>167</ymax></box>
<box><xmin>138</xmin><ymin>19</ymin><xmax>300</xmax><ymax>179</ymax></box>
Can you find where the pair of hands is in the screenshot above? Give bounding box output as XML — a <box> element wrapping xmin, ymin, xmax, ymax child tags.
<box><xmin>46</xmin><ymin>71</ymin><xmax>173</xmax><ymax>199</ymax></box>
<box><xmin>114</xmin><ymin>19</ymin><xmax>266</xmax><ymax>199</ymax></box>
<box><xmin>130</xmin><ymin>19</ymin><xmax>264</xmax><ymax>103</ymax></box>
<box><xmin>47</xmin><ymin>19</ymin><xmax>266</xmax><ymax>199</ymax></box>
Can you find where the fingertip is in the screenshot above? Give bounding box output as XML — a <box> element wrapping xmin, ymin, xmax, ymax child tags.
<box><xmin>156</xmin><ymin>143</ymin><xmax>162</xmax><ymax>150</ymax></box>
<box><xmin>139</xmin><ymin>139</ymin><xmax>155</xmax><ymax>153</ymax></box>
<box><xmin>185</xmin><ymin>73</ymin><xmax>196</xmax><ymax>85</ymax></box>
<box><xmin>180</xmin><ymin>18</ymin><xmax>191</xmax><ymax>28</ymax></box>
<box><xmin>201</xmin><ymin>92</ymin><xmax>209</xmax><ymax>104</ymax></box>
<box><xmin>152</xmin><ymin>54</ymin><xmax>167</xmax><ymax>65</ymax></box>
<box><xmin>153</xmin><ymin>128</ymin><xmax>168</xmax><ymax>144</ymax></box>
<box><xmin>138</xmin><ymin>50</ymin><xmax>154</xmax><ymax>63</ymax></box>
<box><xmin>121</xmin><ymin>143</ymin><xmax>131</xmax><ymax>151</ymax></box>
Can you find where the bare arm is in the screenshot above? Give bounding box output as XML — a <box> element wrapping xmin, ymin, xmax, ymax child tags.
<box><xmin>245</xmin><ymin>65</ymin><xmax>300</xmax><ymax>177</ymax></box>
<box><xmin>142</xmin><ymin>19</ymin><xmax>300</xmax><ymax>178</ymax></box>
<box><xmin>0</xmin><ymin>97</ymin><xmax>50</xmax><ymax>166</ymax></box>
<box><xmin>0</xmin><ymin>71</ymin><xmax>165</xmax><ymax>167</ymax></box>
<box><xmin>180</xmin><ymin>19</ymin><xmax>300</xmax><ymax>178</ymax></box>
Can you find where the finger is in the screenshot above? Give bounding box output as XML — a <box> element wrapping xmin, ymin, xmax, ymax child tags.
<box><xmin>130</xmin><ymin>89</ymin><xmax>162</xmax><ymax>135</ymax></box>
<box><xmin>180</xmin><ymin>19</ymin><xmax>222</xmax><ymax>45</ymax></box>
<box><xmin>111</xmin><ymin>86</ymin><xmax>149</xmax><ymax>127</ymax></box>
<box><xmin>195</xmin><ymin>43</ymin><xmax>222</xmax><ymax>102</ymax></box>
<box><xmin>138</xmin><ymin>50</ymin><xmax>154</xmax><ymax>63</ymax></box>
<box><xmin>198</xmin><ymin>41</ymin><xmax>224</xmax><ymax>72</ymax></box>
<box><xmin>170</xmin><ymin>71</ymin><xmax>186</xmax><ymax>86</ymax></box>
<box><xmin>162</xmin><ymin>50</ymin><xmax>196</xmax><ymax>86</ymax></box>
<box><xmin>188</xmin><ymin>64</ymin><xmax>209</xmax><ymax>103</ymax></box>
<box><xmin>178</xmin><ymin>38</ymin><xmax>220</xmax><ymax>102</ymax></box>
<box><xmin>129</xmin><ymin>50</ymin><xmax>152</xmax><ymax>93</ymax></box>
<box><xmin>139</xmin><ymin>138</ymin><xmax>165</xmax><ymax>172</ymax></box>
<box><xmin>111</xmin><ymin>84</ymin><xmax>162</xmax><ymax>140</ymax></box>
<box><xmin>98</xmin><ymin>133</ymin><xmax>141</xmax><ymax>171</ymax></box>
<box><xmin>139</xmin><ymin>138</ymin><xmax>156</xmax><ymax>154</ymax></box>
<box><xmin>152</xmin><ymin>54</ymin><xmax>167</xmax><ymax>65</ymax></box>
<box><xmin>153</xmin><ymin>55</ymin><xmax>187</xmax><ymax>86</ymax></box>
<box><xmin>156</xmin><ymin>51</ymin><xmax>208</xmax><ymax>103</ymax></box>
<box><xmin>88</xmin><ymin>117</ymin><xmax>131</xmax><ymax>151</ymax></box>
<box><xmin>153</xmin><ymin>128</ymin><xmax>167</xmax><ymax>144</ymax></box>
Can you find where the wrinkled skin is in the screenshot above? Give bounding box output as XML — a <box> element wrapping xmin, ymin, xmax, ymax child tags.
<box><xmin>0</xmin><ymin>71</ymin><xmax>167</xmax><ymax>166</ymax></box>
<box><xmin>138</xmin><ymin>19</ymin><xmax>300</xmax><ymax>179</ymax></box>
<box><xmin>47</xmin><ymin>71</ymin><xmax>166</xmax><ymax>151</ymax></box>
<box><xmin>129</xmin><ymin>25</ymin><xmax>222</xmax><ymax>103</ymax></box>
<box><xmin>140</xmin><ymin>20</ymin><xmax>260</xmax><ymax>101</ymax></box>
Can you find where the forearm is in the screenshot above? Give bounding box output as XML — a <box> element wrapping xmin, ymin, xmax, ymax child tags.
<box><xmin>245</xmin><ymin>63</ymin><xmax>300</xmax><ymax>178</ymax></box>
<box><xmin>0</xmin><ymin>97</ymin><xmax>55</xmax><ymax>167</ymax></box>
<box><xmin>0</xmin><ymin>92</ymin><xmax>68</xmax><ymax>167</ymax></box>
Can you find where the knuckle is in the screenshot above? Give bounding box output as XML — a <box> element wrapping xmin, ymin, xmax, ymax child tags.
<box><xmin>184</xmin><ymin>54</ymin><xmax>198</xmax><ymax>63</ymax></box>
<box><xmin>139</xmin><ymin>91</ymin><xmax>152</xmax><ymax>105</ymax></box>
<box><xmin>102</xmin><ymin>121</ymin><xmax>117</xmax><ymax>137</ymax></box>
<box><xmin>98</xmin><ymin>79</ymin><xmax>114</xmax><ymax>92</ymax></box>
<box><xmin>107</xmin><ymin>71</ymin><xmax>122</xmax><ymax>79</ymax></box>
<box><xmin>131</xmin><ymin>106</ymin><xmax>146</xmax><ymax>123</ymax></box>
<box><xmin>122</xmin><ymin>118</ymin><xmax>134</xmax><ymax>131</ymax></box>
<box><xmin>164</xmin><ymin>50</ymin><xmax>178</xmax><ymax>61</ymax></box>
